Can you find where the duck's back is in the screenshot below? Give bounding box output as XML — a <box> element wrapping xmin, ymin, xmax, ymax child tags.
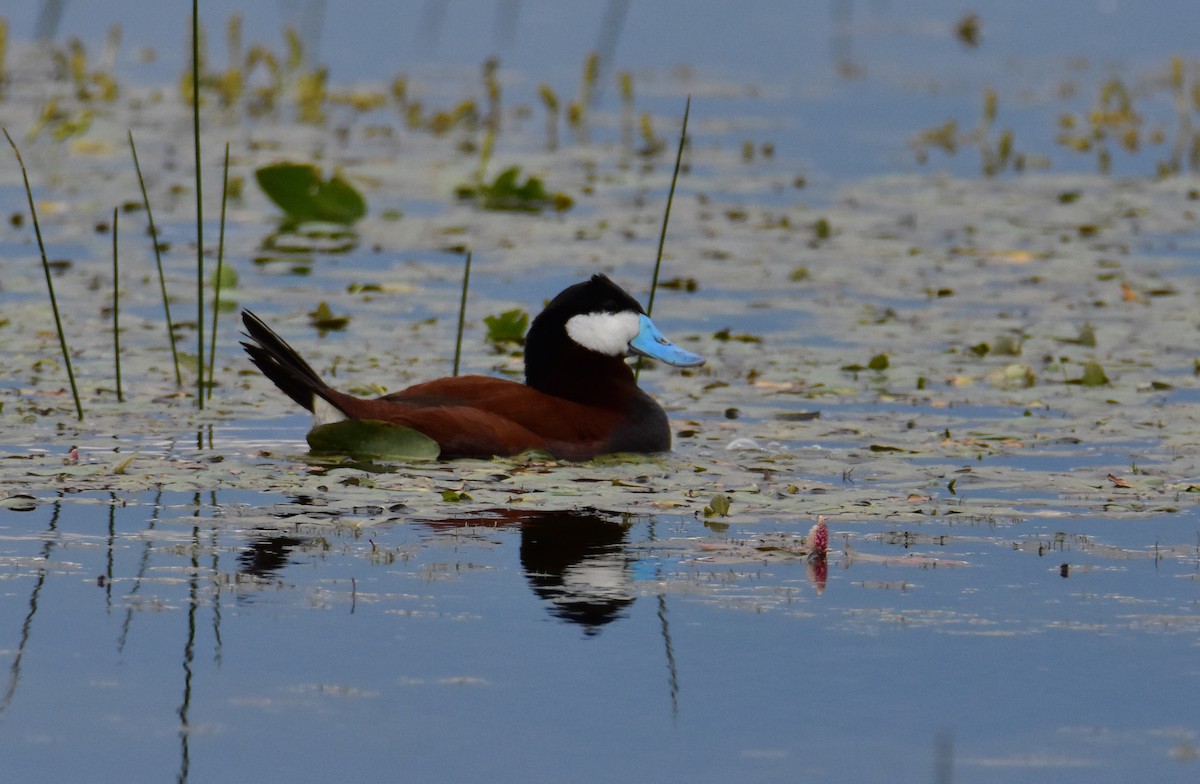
<box><xmin>325</xmin><ymin>375</ymin><xmax>669</xmax><ymax>459</ymax></box>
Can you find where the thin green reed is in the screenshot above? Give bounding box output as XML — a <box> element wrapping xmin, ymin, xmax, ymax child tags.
<box><xmin>646</xmin><ymin>95</ymin><xmax>690</xmax><ymax>319</ymax></box>
<box><xmin>112</xmin><ymin>207</ymin><xmax>123</xmax><ymax>402</ymax></box>
<box><xmin>4</xmin><ymin>128</ymin><xmax>83</xmax><ymax>420</ymax></box>
<box><xmin>128</xmin><ymin>131</ymin><xmax>182</xmax><ymax>387</ymax></box>
<box><xmin>636</xmin><ymin>95</ymin><xmax>690</xmax><ymax>383</ymax></box>
<box><xmin>453</xmin><ymin>250</ymin><xmax>472</xmax><ymax>377</ymax></box>
<box><xmin>192</xmin><ymin>0</ymin><xmax>205</xmax><ymax>409</ymax></box>
<box><xmin>206</xmin><ymin>143</ymin><xmax>230</xmax><ymax>400</ymax></box>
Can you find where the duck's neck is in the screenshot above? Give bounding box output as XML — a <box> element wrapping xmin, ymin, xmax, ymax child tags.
<box><xmin>525</xmin><ymin>349</ymin><xmax>638</xmax><ymax>406</ymax></box>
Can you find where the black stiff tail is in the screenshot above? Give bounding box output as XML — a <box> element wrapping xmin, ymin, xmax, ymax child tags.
<box><xmin>241</xmin><ymin>310</ymin><xmax>331</xmax><ymax>413</ymax></box>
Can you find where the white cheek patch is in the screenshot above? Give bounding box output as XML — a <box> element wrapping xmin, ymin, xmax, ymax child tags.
<box><xmin>565</xmin><ymin>311</ymin><xmax>641</xmax><ymax>356</ymax></box>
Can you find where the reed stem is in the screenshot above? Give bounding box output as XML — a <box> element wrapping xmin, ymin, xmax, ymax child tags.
<box><xmin>453</xmin><ymin>250</ymin><xmax>472</xmax><ymax>377</ymax></box>
<box><xmin>646</xmin><ymin>94</ymin><xmax>689</xmax><ymax>319</ymax></box>
<box><xmin>192</xmin><ymin>0</ymin><xmax>205</xmax><ymax>410</ymax></box>
<box><xmin>4</xmin><ymin>128</ymin><xmax>83</xmax><ymax>420</ymax></box>
<box><xmin>636</xmin><ymin>95</ymin><xmax>690</xmax><ymax>382</ymax></box>
<box><xmin>128</xmin><ymin>131</ymin><xmax>182</xmax><ymax>387</ymax></box>
<box><xmin>112</xmin><ymin>207</ymin><xmax>123</xmax><ymax>402</ymax></box>
<box><xmin>206</xmin><ymin>142</ymin><xmax>230</xmax><ymax>400</ymax></box>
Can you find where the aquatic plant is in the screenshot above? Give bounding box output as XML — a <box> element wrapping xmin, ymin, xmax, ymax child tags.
<box><xmin>1057</xmin><ymin>77</ymin><xmax>1140</xmax><ymax>176</ymax></box>
<box><xmin>566</xmin><ymin>51</ymin><xmax>600</xmax><ymax>144</ymax></box>
<box><xmin>4</xmin><ymin>128</ymin><xmax>83</xmax><ymax>420</ymax></box>
<box><xmin>207</xmin><ymin>143</ymin><xmax>231</xmax><ymax>399</ymax></box>
<box><xmin>191</xmin><ymin>0</ymin><xmax>206</xmax><ymax>409</ymax></box>
<box><xmin>455</xmin><ymin>166</ymin><xmax>572</xmax><ymax>213</ymax></box>
<box><xmin>703</xmin><ymin>493</ymin><xmax>731</xmax><ymax>517</ymax></box>
<box><xmin>111</xmin><ymin>207</ymin><xmax>123</xmax><ymax>403</ymax></box>
<box><xmin>618</xmin><ymin>71</ymin><xmax>634</xmax><ymax>152</ymax></box>
<box><xmin>308</xmin><ymin>301</ymin><xmax>349</xmax><ymax>332</ymax></box>
<box><xmin>483</xmin><ymin>308</ymin><xmax>528</xmax><ymax>350</ymax></box>
<box><xmin>1074</xmin><ymin>361</ymin><xmax>1110</xmax><ymax>387</ymax></box>
<box><xmin>645</xmin><ymin>97</ymin><xmax>690</xmax><ymax>319</ymax></box>
<box><xmin>255</xmin><ymin>162</ymin><xmax>367</xmax><ymax>225</ymax></box>
<box><xmin>911</xmin><ymin>88</ymin><xmax>1018</xmax><ymax>176</ymax></box>
<box><xmin>27</xmin><ymin>99</ymin><xmax>93</xmax><ymax>143</ymax></box>
<box><xmin>128</xmin><ymin>131</ymin><xmax>183</xmax><ymax>388</ymax></box>
<box><xmin>453</xmin><ymin>251</ymin><xmax>473</xmax><ymax>377</ymax></box>
<box><xmin>54</xmin><ymin>32</ymin><xmax>120</xmax><ymax>103</ymax></box>
<box><xmin>307</xmin><ymin>419</ymin><xmax>440</xmax><ymax>460</ymax></box>
<box><xmin>538</xmin><ymin>83</ymin><xmax>560</xmax><ymax>150</ymax></box>
<box><xmin>636</xmin><ymin>98</ymin><xmax>690</xmax><ymax>383</ymax></box>
<box><xmin>807</xmin><ymin>517</ymin><xmax>829</xmax><ymax>555</ymax></box>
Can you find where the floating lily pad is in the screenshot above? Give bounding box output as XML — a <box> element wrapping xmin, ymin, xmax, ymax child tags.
<box><xmin>1075</xmin><ymin>360</ymin><xmax>1111</xmax><ymax>386</ymax></box>
<box><xmin>703</xmin><ymin>493</ymin><xmax>731</xmax><ymax>517</ymax></box>
<box><xmin>456</xmin><ymin>166</ymin><xmax>573</xmax><ymax>212</ymax></box>
<box><xmin>484</xmin><ymin>308</ymin><xmax>529</xmax><ymax>348</ymax></box>
<box><xmin>307</xmin><ymin>420</ymin><xmax>440</xmax><ymax>460</ymax></box>
<box><xmin>256</xmin><ymin>162</ymin><xmax>367</xmax><ymax>225</ymax></box>
<box><xmin>308</xmin><ymin>301</ymin><xmax>350</xmax><ymax>331</ymax></box>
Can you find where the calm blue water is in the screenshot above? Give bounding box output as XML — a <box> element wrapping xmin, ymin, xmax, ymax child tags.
<box><xmin>8</xmin><ymin>0</ymin><xmax>1200</xmax><ymax>183</ymax></box>
<box><xmin>2</xmin><ymin>485</ymin><xmax>1198</xmax><ymax>783</ymax></box>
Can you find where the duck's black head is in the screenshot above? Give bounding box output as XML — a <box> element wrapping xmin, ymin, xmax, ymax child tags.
<box><xmin>524</xmin><ymin>274</ymin><xmax>703</xmax><ymax>400</ymax></box>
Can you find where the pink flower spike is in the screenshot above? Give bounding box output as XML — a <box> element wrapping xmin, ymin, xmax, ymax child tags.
<box><xmin>807</xmin><ymin>516</ymin><xmax>828</xmax><ymax>557</ymax></box>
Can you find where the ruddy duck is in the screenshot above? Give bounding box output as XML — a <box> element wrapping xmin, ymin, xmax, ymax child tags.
<box><xmin>241</xmin><ymin>274</ymin><xmax>703</xmax><ymax>459</ymax></box>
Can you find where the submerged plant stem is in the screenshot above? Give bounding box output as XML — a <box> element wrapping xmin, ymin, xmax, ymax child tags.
<box><xmin>4</xmin><ymin>128</ymin><xmax>83</xmax><ymax>420</ymax></box>
<box><xmin>112</xmin><ymin>207</ymin><xmax>123</xmax><ymax>403</ymax></box>
<box><xmin>129</xmin><ymin>131</ymin><xmax>182</xmax><ymax>388</ymax></box>
<box><xmin>453</xmin><ymin>250</ymin><xmax>472</xmax><ymax>377</ymax></box>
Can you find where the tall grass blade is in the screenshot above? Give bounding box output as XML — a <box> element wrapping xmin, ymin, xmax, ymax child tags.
<box><xmin>207</xmin><ymin>142</ymin><xmax>230</xmax><ymax>400</ymax></box>
<box><xmin>128</xmin><ymin>131</ymin><xmax>182</xmax><ymax>387</ymax></box>
<box><xmin>636</xmin><ymin>95</ymin><xmax>690</xmax><ymax>382</ymax></box>
<box><xmin>453</xmin><ymin>250</ymin><xmax>472</xmax><ymax>377</ymax></box>
<box><xmin>192</xmin><ymin>0</ymin><xmax>205</xmax><ymax>410</ymax></box>
<box><xmin>4</xmin><ymin>128</ymin><xmax>83</xmax><ymax>420</ymax></box>
<box><xmin>112</xmin><ymin>207</ymin><xmax>123</xmax><ymax>402</ymax></box>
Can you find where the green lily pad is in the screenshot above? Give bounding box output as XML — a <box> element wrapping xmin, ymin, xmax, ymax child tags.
<box><xmin>1078</xmin><ymin>360</ymin><xmax>1110</xmax><ymax>386</ymax></box>
<box><xmin>307</xmin><ymin>419</ymin><xmax>441</xmax><ymax>460</ymax></box>
<box><xmin>308</xmin><ymin>301</ymin><xmax>350</xmax><ymax>331</ymax></box>
<box><xmin>256</xmin><ymin>162</ymin><xmax>367</xmax><ymax>225</ymax></box>
<box><xmin>483</xmin><ymin>308</ymin><xmax>529</xmax><ymax>347</ymax></box>
<box><xmin>456</xmin><ymin>166</ymin><xmax>573</xmax><ymax>213</ymax></box>
<box><xmin>703</xmin><ymin>493</ymin><xmax>732</xmax><ymax>517</ymax></box>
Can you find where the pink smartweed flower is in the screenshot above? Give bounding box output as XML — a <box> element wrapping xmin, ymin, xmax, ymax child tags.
<box><xmin>807</xmin><ymin>516</ymin><xmax>828</xmax><ymax>557</ymax></box>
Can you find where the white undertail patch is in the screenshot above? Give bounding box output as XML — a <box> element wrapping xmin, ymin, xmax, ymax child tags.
<box><xmin>312</xmin><ymin>396</ymin><xmax>348</xmax><ymax>427</ymax></box>
<box><xmin>565</xmin><ymin>311</ymin><xmax>640</xmax><ymax>356</ymax></box>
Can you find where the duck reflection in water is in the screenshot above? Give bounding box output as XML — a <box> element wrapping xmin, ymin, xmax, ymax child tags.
<box><xmin>427</xmin><ymin>508</ymin><xmax>635</xmax><ymax>634</ymax></box>
<box><xmin>240</xmin><ymin>507</ymin><xmax>636</xmax><ymax>634</ymax></box>
<box><xmin>238</xmin><ymin>534</ymin><xmax>308</xmax><ymax>579</ymax></box>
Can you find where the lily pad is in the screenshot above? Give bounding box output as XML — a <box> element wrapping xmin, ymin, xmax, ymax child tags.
<box><xmin>484</xmin><ymin>308</ymin><xmax>529</xmax><ymax>347</ymax></box>
<box><xmin>1077</xmin><ymin>360</ymin><xmax>1111</xmax><ymax>386</ymax></box>
<box><xmin>307</xmin><ymin>419</ymin><xmax>441</xmax><ymax>460</ymax></box>
<box><xmin>256</xmin><ymin>162</ymin><xmax>367</xmax><ymax>225</ymax></box>
<box><xmin>456</xmin><ymin>166</ymin><xmax>573</xmax><ymax>212</ymax></box>
<box><xmin>308</xmin><ymin>301</ymin><xmax>350</xmax><ymax>331</ymax></box>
